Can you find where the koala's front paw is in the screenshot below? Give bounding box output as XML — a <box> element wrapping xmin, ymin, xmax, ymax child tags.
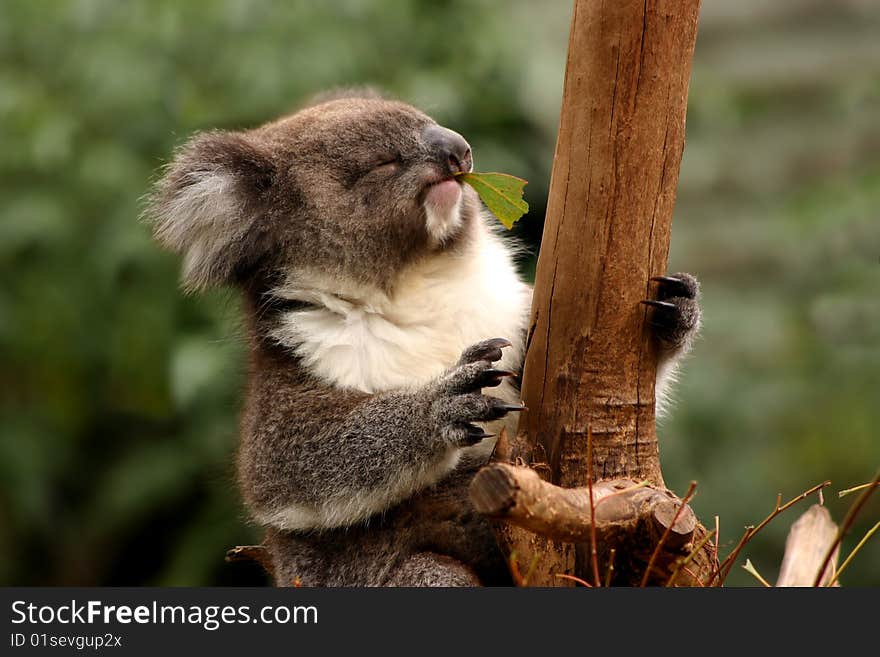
<box><xmin>642</xmin><ymin>273</ymin><xmax>701</xmax><ymax>349</ymax></box>
<box><xmin>456</xmin><ymin>337</ymin><xmax>512</xmax><ymax>367</ymax></box>
<box><xmin>432</xmin><ymin>338</ymin><xmax>524</xmax><ymax>447</ymax></box>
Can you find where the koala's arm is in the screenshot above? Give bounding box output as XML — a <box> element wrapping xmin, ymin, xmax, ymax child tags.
<box><xmin>238</xmin><ymin>339</ymin><xmax>520</xmax><ymax>532</ymax></box>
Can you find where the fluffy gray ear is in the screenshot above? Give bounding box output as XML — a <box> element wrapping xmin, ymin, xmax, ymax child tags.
<box><xmin>146</xmin><ymin>131</ymin><xmax>274</xmax><ymax>291</ymax></box>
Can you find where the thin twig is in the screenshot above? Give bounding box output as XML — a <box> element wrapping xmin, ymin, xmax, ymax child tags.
<box><xmin>713</xmin><ymin>480</ymin><xmax>831</xmax><ymax>585</ymax></box>
<box><xmin>749</xmin><ymin>482</ymin><xmax>831</xmax><ymax>543</ymax></box>
<box><xmin>828</xmin><ymin>520</ymin><xmax>880</xmax><ymax>587</ymax></box>
<box><xmin>710</xmin><ymin>526</ymin><xmax>751</xmax><ymax>587</ymax></box>
<box><xmin>742</xmin><ymin>559</ymin><xmax>771</xmax><ymax>587</ymax></box>
<box><xmin>665</xmin><ymin>528</ymin><xmax>716</xmax><ymax>587</ymax></box>
<box><xmin>838</xmin><ymin>481</ymin><xmax>880</xmax><ymax>499</ymax></box>
<box><xmin>510</xmin><ymin>551</ymin><xmax>542</xmax><ymax>587</ymax></box>
<box><xmin>712</xmin><ymin>514</ymin><xmax>723</xmax><ymax>585</ymax></box>
<box><xmin>587</xmin><ymin>426</ymin><xmax>600</xmax><ymax>587</ymax></box>
<box><xmin>509</xmin><ymin>551</ymin><xmax>524</xmax><ymax>586</ymax></box>
<box><xmin>604</xmin><ymin>548</ymin><xmax>616</xmax><ymax>588</ymax></box>
<box><xmin>682</xmin><ymin>565</ymin><xmax>705</xmax><ymax>587</ymax></box>
<box><xmin>639</xmin><ymin>481</ymin><xmax>697</xmax><ymax>587</ymax></box>
<box><xmin>522</xmin><ymin>553</ymin><xmax>541</xmax><ymax>587</ymax></box>
<box><xmin>814</xmin><ymin>470</ymin><xmax>880</xmax><ymax>586</ymax></box>
<box><xmin>555</xmin><ymin>573</ymin><xmax>593</xmax><ymax>587</ymax></box>
<box><xmin>713</xmin><ymin>515</ymin><xmax>720</xmax><ymax>571</ymax></box>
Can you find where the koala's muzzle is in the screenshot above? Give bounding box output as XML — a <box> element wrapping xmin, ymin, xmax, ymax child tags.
<box><xmin>422</xmin><ymin>125</ymin><xmax>473</xmax><ymax>176</ymax></box>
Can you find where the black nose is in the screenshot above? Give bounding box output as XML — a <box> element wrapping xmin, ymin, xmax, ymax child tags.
<box><xmin>423</xmin><ymin>124</ymin><xmax>473</xmax><ymax>175</ymax></box>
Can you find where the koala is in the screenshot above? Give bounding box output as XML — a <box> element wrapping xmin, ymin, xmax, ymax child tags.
<box><xmin>147</xmin><ymin>91</ymin><xmax>701</xmax><ymax>586</ymax></box>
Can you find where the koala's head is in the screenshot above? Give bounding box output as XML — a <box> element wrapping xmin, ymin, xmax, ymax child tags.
<box><xmin>147</xmin><ymin>93</ymin><xmax>479</xmax><ymax>294</ymax></box>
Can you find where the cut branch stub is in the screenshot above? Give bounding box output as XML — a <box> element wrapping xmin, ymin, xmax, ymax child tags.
<box><xmin>470</xmin><ymin>463</ymin><xmax>708</xmax><ymax>585</ymax></box>
<box><xmin>471</xmin><ymin>464</ymin><xmax>694</xmax><ymax>545</ymax></box>
<box><xmin>652</xmin><ymin>499</ymin><xmax>698</xmax><ymax>551</ymax></box>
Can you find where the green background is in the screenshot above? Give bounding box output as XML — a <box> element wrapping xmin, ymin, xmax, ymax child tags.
<box><xmin>1</xmin><ymin>0</ymin><xmax>877</xmax><ymax>586</ymax></box>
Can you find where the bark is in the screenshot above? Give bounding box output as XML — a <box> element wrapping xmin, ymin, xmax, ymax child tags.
<box><xmin>477</xmin><ymin>0</ymin><xmax>712</xmax><ymax>586</ymax></box>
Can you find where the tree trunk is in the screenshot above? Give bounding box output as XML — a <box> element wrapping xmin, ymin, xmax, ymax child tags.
<box><xmin>477</xmin><ymin>0</ymin><xmax>712</xmax><ymax>586</ymax></box>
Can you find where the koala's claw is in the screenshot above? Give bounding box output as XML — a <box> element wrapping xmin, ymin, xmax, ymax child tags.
<box><xmin>478</xmin><ymin>368</ymin><xmax>517</xmax><ymax>388</ymax></box>
<box><xmin>434</xmin><ymin>341</ymin><xmax>525</xmax><ymax>446</ymax></box>
<box><xmin>641</xmin><ymin>299</ymin><xmax>677</xmax><ymax>311</ymax></box>
<box><xmin>644</xmin><ymin>272</ymin><xmax>701</xmax><ymax>348</ymax></box>
<box><xmin>458</xmin><ymin>337</ymin><xmax>512</xmax><ymax>365</ymax></box>
<box><xmin>442</xmin><ymin>339</ymin><xmax>517</xmax><ymax>394</ymax></box>
<box><xmin>483</xmin><ymin>398</ymin><xmax>526</xmax><ymax>421</ymax></box>
<box><xmin>650</xmin><ymin>273</ymin><xmax>699</xmax><ymax>301</ymax></box>
<box><xmin>460</xmin><ymin>423</ymin><xmax>494</xmax><ymax>446</ymax></box>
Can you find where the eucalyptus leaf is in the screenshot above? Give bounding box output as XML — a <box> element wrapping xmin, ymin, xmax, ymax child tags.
<box><xmin>456</xmin><ymin>172</ymin><xmax>529</xmax><ymax>229</ymax></box>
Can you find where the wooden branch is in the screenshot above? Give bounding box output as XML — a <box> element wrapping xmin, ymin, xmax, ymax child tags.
<box><xmin>471</xmin><ymin>464</ymin><xmax>695</xmax><ymax>547</ymax></box>
<box><xmin>776</xmin><ymin>505</ymin><xmax>839</xmax><ymax>587</ymax></box>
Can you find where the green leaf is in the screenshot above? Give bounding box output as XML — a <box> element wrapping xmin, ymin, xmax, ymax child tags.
<box><xmin>456</xmin><ymin>172</ymin><xmax>529</xmax><ymax>229</ymax></box>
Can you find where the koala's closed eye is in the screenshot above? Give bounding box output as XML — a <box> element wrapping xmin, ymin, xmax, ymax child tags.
<box><xmin>343</xmin><ymin>155</ymin><xmax>401</xmax><ymax>189</ymax></box>
<box><xmin>370</xmin><ymin>155</ymin><xmax>401</xmax><ymax>173</ymax></box>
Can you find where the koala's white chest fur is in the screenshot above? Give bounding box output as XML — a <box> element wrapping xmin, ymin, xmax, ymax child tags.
<box><xmin>270</xmin><ymin>219</ymin><xmax>531</xmax><ymax>396</ymax></box>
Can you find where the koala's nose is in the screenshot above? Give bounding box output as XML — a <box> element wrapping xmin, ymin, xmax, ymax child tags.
<box><xmin>423</xmin><ymin>124</ymin><xmax>473</xmax><ymax>175</ymax></box>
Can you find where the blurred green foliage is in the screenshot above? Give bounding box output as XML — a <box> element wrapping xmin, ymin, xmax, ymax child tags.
<box><xmin>0</xmin><ymin>0</ymin><xmax>877</xmax><ymax>586</ymax></box>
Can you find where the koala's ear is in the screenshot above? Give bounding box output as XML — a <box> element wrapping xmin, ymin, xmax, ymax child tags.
<box><xmin>146</xmin><ymin>130</ymin><xmax>275</xmax><ymax>291</ymax></box>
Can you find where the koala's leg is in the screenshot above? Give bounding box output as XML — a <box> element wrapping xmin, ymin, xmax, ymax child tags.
<box><xmin>385</xmin><ymin>552</ymin><xmax>481</xmax><ymax>587</ymax></box>
<box><xmin>262</xmin><ymin>465</ymin><xmax>507</xmax><ymax>587</ymax></box>
<box><xmin>240</xmin><ymin>338</ymin><xmax>525</xmax><ymax>533</ymax></box>
<box><xmin>642</xmin><ymin>272</ymin><xmax>702</xmax><ymax>415</ymax></box>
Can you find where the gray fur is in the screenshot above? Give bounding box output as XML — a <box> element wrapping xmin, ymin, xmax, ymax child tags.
<box><xmin>240</xmin><ymin>339</ymin><xmax>520</xmax><ymax>532</ymax></box>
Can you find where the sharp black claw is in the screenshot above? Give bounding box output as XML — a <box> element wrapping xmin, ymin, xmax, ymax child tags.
<box><xmin>485</xmin><ymin>400</ymin><xmax>528</xmax><ymax>420</ymax></box>
<box><xmin>641</xmin><ymin>299</ymin><xmax>676</xmax><ymax>310</ymax></box>
<box><xmin>459</xmin><ymin>338</ymin><xmax>514</xmax><ymax>366</ymax></box>
<box><xmin>486</xmin><ymin>369</ymin><xmax>517</xmax><ymax>378</ymax></box>
<box><xmin>650</xmin><ymin>273</ymin><xmax>699</xmax><ymax>301</ymax></box>
<box><xmin>463</xmin><ymin>424</ymin><xmax>494</xmax><ymax>444</ymax></box>
<box><xmin>479</xmin><ymin>369</ymin><xmax>517</xmax><ymax>387</ymax></box>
